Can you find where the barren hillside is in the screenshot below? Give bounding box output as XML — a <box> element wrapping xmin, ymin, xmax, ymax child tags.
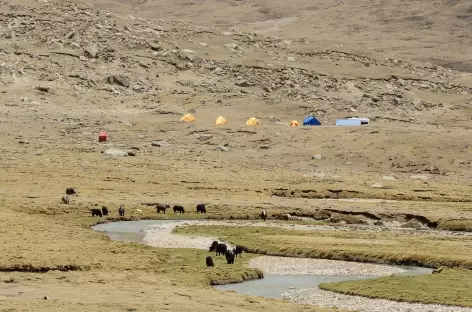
<box><xmin>85</xmin><ymin>0</ymin><xmax>472</xmax><ymax>71</ymax></box>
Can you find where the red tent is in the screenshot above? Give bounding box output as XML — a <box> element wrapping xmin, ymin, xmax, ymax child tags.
<box><xmin>98</xmin><ymin>131</ymin><xmax>107</xmax><ymax>142</ymax></box>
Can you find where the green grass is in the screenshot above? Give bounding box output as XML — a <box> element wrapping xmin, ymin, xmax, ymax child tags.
<box><xmin>319</xmin><ymin>268</ymin><xmax>472</xmax><ymax>307</ymax></box>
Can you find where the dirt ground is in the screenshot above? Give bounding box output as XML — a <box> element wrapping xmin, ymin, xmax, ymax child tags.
<box><xmin>0</xmin><ymin>0</ymin><xmax>471</xmax><ymax>310</ymax></box>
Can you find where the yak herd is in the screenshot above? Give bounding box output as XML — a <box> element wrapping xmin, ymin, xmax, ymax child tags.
<box><xmin>87</xmin><ymin>203</ymin><xmax>207</xmax><ymax>217</ymax></box>
<box><xmin>206</xmin><ymin>240</ymin><xmax>249</xmax><ymax>266</ymax></box>
<box><xmin>62</xmin><ymin>188</ymin><xmax>269</xmax><ymax>267</ymax></box>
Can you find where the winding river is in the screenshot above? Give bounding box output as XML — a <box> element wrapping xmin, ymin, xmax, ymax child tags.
<box><xmin>92</xmin><ymin>219</ymin><xmax>472</xmax><ymax>312</ymax></box>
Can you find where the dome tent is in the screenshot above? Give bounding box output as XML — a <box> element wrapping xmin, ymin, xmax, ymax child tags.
<box><xmin>180</xmin><ymin>113</ymin><xmax>195</xmax><ymax>122</ymax></box>
<box><xmin>215</xmin><ymin>116</ymin><xmax>227</xmax><ymax>125</ymax></box>
<box><xmin>246</xmin><ymin>117</ymin><xmax>260</xmax><ymax>126</ymax></box>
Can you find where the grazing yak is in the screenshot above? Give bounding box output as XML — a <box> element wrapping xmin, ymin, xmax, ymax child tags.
<box><xmin>173</xmin><ymin>205</ymin><xmax>185</xmax><ymax>214</ymax></box>
<box><xmin>101</xmin><ymin>206</ymin><xmax>109</xmax><ymax>216</ymax></box>
<box><xmin>118</xmin><ymin>205</ymin><xmax>125</xmax><ymax>216</ymax></box>
<box><xmin>156</xmin><ymin>204</ymin><xmax>170</xmax><ymax>214</ymax></box>
<box><xmin>206</xmin><ymin>256</ymin><xmax>214</xmax><ymax>267</ymax></box>
<box><xmin>91</xmin><ymin>208</ymin><xmax>102</xmax><ymax>217</ymax></box>
<box><xmin>225</xmin><ymin>250</ymin><xmax>235</xmax><ymax>264</ymax></box>
<box><xmin>61</xmin><ymin>195</ymin><xmax>70</xmax><ymax>204</ymax></box>
<box><xmin>209</xmin><ymin>240</ymin><xmax>218</xmax><ymax>252</ymax></box>
<box><xmin>66</xmin><ymin>187</ymin><xmax>76</xmax><ymax>195</ymax></box>
<box><xmin>233</xmin><ymin>245</ymin><xmax>248</xmax><ymax>258</ymax></box>
<box><xmin>261</xmin><ymin>209</ymin><xmax>267</xmax><ymax>221</ymax></box>
<box><xmin>196</xmin><ymin>204</ymin><xmax>206</xmax><ymax>213</ymax></box>
<box><xmin>215</xmin><ymin>243</ymin><xmax>227</xmax><ymax>256</ymax></box>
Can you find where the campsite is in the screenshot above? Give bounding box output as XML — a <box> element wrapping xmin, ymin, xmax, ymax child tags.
<box><xmin>0</xmin><ymin>0</ymin><xmax>471</xmax><ymax>311</ymax></box>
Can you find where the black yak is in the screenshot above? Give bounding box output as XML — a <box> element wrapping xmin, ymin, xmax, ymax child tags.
<box><xmin>215</xmin><ymin>243</ymin><xmax>227</xmax><ymax>256</ymax></box>
<box><xmin>209</xmin><ymin>240</ymin><xmax>218</xmax><ymax>252</ymax></box>
<box><xmin>225</xmin><ymin>250</ymin><xmax>235</xmax><ymax>264</ymax></box>
<box><xmin>61</xmin><ymin>195</ymin><xmax>70</xmax><ymax>204</ymax></box>
<box><xmin>261</xmin><ymin>209</ymin><xmax>267</xmax><ymax>221</ymax></box>
<box><xmin>196</xmin><ymin>204</ymin><xmax>206</xmax><ymax>213</ymax></box>
<box><xmin>118</xmin><ymin>205</ymin><xmax>125</xmax><ymax>216</ymax></box>
<box><xmin>156</xmin><ymin>204</ymin><xmax>170</xmax><ymax>214</ymax></box>
<box><xmin>206</xmin><ymin>256</ymin><xmax>214</xmax><ymax>267</ymax></box>
<box><xmin>91</xmin><ymin>208</ymin><xmax>102</xmax><ymax>217</ymax></box>
<box><xmin>233</xmin><ymin>245</ymin><xmax>249</xmax><ymax>258</ymax></box>
<box><xmin>101</xmin><ymin>206</ymin><xmax>109</xmax><ymax>216</ymax></box>
<box><xmin>173</xmin><ymin>205</ymin><xmax>185</xmax><ymax>214</ymax></box>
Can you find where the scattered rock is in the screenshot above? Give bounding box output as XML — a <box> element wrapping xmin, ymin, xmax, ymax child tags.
<box><xmin>36</xmin><ymin>86</ymin><xmax>51</xmax><ymax>93</ymax></box>
<box><xmin>217</xmin><ymin>145</ymin><xmax>230</xmax><ymax>152</ymax></box>
<box><xmin>84</xmin><ymin>45</ymin><xmax>98</xmax><ymax>58</ymax></box>
<box><xmin>107</xmin><ymin>75</ymin><xmax>130</xmax><ymax>88</ymax></box>
<box><xmin>151</xmin><ymin>141</ymin><xmax>166</xmax><ymax>147</ymax></box>
<box><xmin>371</xmin><ymin>183</ymin><xmax>383</xmax><ymax>188</ymax></box>
<box><xmin>65</xmin><ymin>31</ymin><xmax>76</xmax><ymax>39</ymax></box>
<box><xmin>311</xmin><ymin>154</ymin><xmax>322</xmax><ymax>160</ymax></box>
<box><xmin>43</xmin><ymin>296</ymin><xmax>48</xmax><ymax>300</ymax></box>
<box><xmin>260</xmin><ymin>145</ymin><xmax>269</xmax><ymax>149</ymax></box>
<box><xmin>149</xmin><ymin>42</ymin><xmax>162</xmax><ymax>51</ymax></box>
<box><xmin>235</xmin><ymin>80</ymin><xmax>253</xmax><ymax>87</ymax></box>
<box><xmin>382</xmin><ymin>175</ymin><xmax>396</xmax><ymax>181</ymax></box>
<box><xmin>103</xmin><ymin>148</ymin><xmax>128</xmax><ymax>157</ymax></box>
<box><xmin>18</xmin><ymin>140</ymin><xmax>30</xmax><ymax>144</ymax></box>
<box><xmin>287</xmin><ymin>56</ymin><xmax>296</xmax><ymax>62</ymax></box>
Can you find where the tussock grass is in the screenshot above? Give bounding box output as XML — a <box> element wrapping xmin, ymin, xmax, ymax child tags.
<box><xmin>319</xmin><ymin>268</ymin><xmax>472</xmax><ymax>308</ymax></box>
<box><xmin>437</xmin><ymin>219</ymin><xmax>472</xmax><ymax>232</ymax></box>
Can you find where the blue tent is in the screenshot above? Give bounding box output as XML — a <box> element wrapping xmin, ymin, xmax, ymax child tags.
<box><xmin>302</xmin><ymin>116</ymin><xmax>321</xmax><ymax>126</ymax></box>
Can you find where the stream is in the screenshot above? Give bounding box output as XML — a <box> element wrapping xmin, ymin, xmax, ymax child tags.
<box><xmin>92</xmin><ymin>219</ymin><xmax>433</xmax><ymax>299</ymax></box>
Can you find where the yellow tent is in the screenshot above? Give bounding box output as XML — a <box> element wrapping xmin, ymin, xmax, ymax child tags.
<box><xmin>215</xmin><ymin>116</ymin><xmax>227</xmax><ymax>125</ymax></box>
<box><xmin>290</xmin><ymin>120</ymin><xmax>299</xmax><ymax>127</ymax></box>
<box><xmin>246</xmin><ymin>117</ymin><xmax>260</xmax><ymax>126</ymax></box>
<box><xmin>180</xmin><ymin>113</ymin><xmax>195</xmax><ymax>122</ymax></box>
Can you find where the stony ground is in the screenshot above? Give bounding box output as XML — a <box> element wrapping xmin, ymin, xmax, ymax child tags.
<box><xmin>283</xmin><ymin>288</ymin><xmax>472</xmax><ymax>312</ymax></box>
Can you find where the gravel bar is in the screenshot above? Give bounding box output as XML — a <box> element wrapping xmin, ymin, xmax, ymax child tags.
<box><xmin>248</xmin><ymin>256</ymin><xmax>406</xmax><ymax>276</ymax></box>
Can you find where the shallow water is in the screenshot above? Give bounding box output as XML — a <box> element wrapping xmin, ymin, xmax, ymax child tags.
<box><xmin>92</xmin><ymin>219</ymin><xmax>433</xmax><ymax>299</ymax></box>
<box><xmin>214</xmin><ymin>275</ymin><xmax>374</xmax><ymax>298</ymax></box>
<box><xmin>214</xmin><ymin>266</ymin><xmax>432</xmax><ymax>299</ymax></box>
<box><xmin>91</xmin><ymin>219</ymin><xmax>184</xmax><ymax>243</ymax></box>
